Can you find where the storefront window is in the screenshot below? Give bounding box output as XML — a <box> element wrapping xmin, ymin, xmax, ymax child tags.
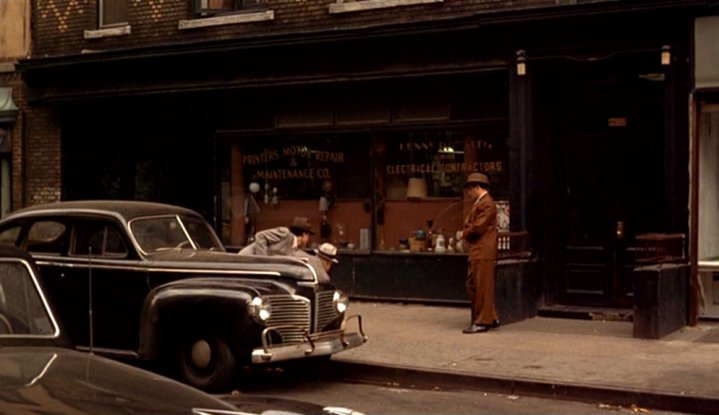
<box><xmin>378</xmin><ymin>127</ymin><xmax>508</xmax><ymax>200</ymax></box>
<box><xmin>220</xmin><ymin>124</ymin><xmax>509</xmax><ymax>254</ymax></box>
<box><xmin>238</xmin><ymin>135</ymin><xmax>369</xmax><ymax>200</ymax></box>
<box><xmin>375</xmin><ymin>124</ymin><xmax>509</xmax><ymax>252</ymax></box>
<box><xmin>221</xmin><ymin>134</ymin><xmax>372</xmax><ymax>249</ymax></box>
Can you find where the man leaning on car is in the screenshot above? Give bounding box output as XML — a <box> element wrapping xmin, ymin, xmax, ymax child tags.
<box><xmin>238</xmin><ymin>217</ymin><xmax>331</xmax><ymax>283</ymax></box>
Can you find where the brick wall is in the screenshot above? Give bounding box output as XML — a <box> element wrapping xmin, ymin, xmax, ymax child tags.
<box><xmin>22</xmin><ymin>98</ymin><xmax>61</xmax><ymax>207</ymax></box>
<box><xmin>32</xmin><ymin>0</ymin><xmax>608</xmax><ymax>57</ymax></box>
<box><xmin>8</xmin><ymin>74</ymin><xmax>26</xmax><ymax>211</ymax></box>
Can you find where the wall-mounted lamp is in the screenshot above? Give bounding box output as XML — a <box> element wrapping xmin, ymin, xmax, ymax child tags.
<box><xmin>516</xmin><ymin>49</ymin><xmax>527</xmax><ymax>76</ymax></box>
<box><xmin>661</xmin><ymin>45</ymin><xmax>671</xmax><ymax>66</ymax></box>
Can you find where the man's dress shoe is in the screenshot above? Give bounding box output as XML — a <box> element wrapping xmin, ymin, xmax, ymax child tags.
<box><xmin>462</xmin><ymin>324</ymin><xmax>490</xmax><ymax>334</ymax></box>
<box><xmin>490</xmin><ymin>319</ymin><xmax>500</xmax><ymax>329</ymax></box>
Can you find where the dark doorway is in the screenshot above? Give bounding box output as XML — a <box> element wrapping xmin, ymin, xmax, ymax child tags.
<box><xmin>537</xmin><ymin>54</ymin><xmax>666</xmax><ymax>307</ymax></box>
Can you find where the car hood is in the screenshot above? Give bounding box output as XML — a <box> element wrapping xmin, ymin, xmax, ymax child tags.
<box><xmin>0</xmin><ymin>347</ymin><xmax>347</xmax><ymax>415</ymax></box>
<box><xmin>145</xmin><ymin>250</ymin><xmax>317</xmax><ymax>282</ymax></box>
<box><xmin>0</xmin><ymin>347</ymin><xmax>238</xmax><ymax>415</ymax></box>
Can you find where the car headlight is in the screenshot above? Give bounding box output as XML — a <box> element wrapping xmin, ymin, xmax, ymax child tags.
<box><xmin>249</xmin><ymin>296</ymin><xmax>271</xmax><ymax>322</ymax></box>
<box><xmin>333</xmin><ymin>290</ymin><xmax>349</xmax><ymax>314</ymax></box>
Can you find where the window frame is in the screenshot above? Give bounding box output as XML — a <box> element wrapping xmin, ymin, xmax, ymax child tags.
<box><xmin>195</xmin><ymin>0</ymin><xmax>265</xmax><ymax>17</ymax></box>
<box><xmin>99</xmin><ymin>0</ymin><xmax>129</xmax><ymax>28</ymax></box>
<box><xmin>70</xmin><ymin>220</ymin><xmax>129</xmax><ymax>259</ymax></box>
<box><xmin>25</xmin><ymin>220</ymin><xmax>69</xmax><ymax>256</ymax></box>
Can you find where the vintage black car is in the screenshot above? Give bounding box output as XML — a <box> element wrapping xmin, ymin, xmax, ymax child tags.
<box><xmin>0</xmin><ymin>244</ymin><xmax>363</xmax><ymax>414</ymax></box>
<box><xmin>0</xmin><ymin>201</ymin><xmax>366</xmax><ymax>392</ymax></box>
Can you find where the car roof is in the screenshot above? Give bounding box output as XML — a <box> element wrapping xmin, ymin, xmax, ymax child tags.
<box><xmin>5</xmin><ymin>200</ymin><xmax>202</xmax><ymax>222</ymax></box>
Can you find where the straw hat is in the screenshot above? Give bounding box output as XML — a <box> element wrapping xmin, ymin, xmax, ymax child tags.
<box><xmin>316</xmin><ymin>243</ymin><xmax>339</xmax><ymax>264</ymax></box>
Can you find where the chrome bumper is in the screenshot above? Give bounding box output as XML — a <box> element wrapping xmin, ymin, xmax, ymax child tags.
<box><xmin>251</xmin><ymin>314</ymin><xmax>368</xmax><ymax>364</ymax></box>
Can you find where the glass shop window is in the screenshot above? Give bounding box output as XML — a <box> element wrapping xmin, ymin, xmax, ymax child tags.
<box><xmin>239</xmin><ymin>135</ymin><xmax>369</xmax><ymax>200</ymax></box>
<box><xmin>374</xmin><ymin>125</ymin><xmax>508</xmax><ymax>252</ymax></box>
<box><xmin>221</xmin><ymin>135</ymin><xmax>372</xmax><ymax>249</ymax></box>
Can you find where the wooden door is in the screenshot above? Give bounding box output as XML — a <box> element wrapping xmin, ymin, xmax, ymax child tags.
<box><xmin>540</xmin><ymin>57</ymin><xmax>665</xmax><ymax>307</ymax></box>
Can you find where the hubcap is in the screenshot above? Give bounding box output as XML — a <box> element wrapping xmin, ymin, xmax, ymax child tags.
<box><xmin>190</xmin><ymin>339</ymin><xmax>212</xmax><ymax>369</ymax></box>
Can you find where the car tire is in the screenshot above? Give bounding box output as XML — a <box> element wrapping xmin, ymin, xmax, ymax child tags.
<box><xmin>177</xmin><ymin>334</ymin><xmax>236</xmax><ymax>392</ymax></box>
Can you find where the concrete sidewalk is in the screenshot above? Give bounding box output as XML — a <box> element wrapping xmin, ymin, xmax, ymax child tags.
<box><xmin>332</xmin><ymin>301</ymin><xmax>719</xmax><ymax>414</ymax></box>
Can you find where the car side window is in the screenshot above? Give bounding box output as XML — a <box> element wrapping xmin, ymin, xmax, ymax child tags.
<box><xmin>72</xmin><ymin>221</ymin><xmax>128</xmax><ymax>258</ymax></box>
<box><xmin>0</xmin><ymin>225</ymin><xmax>21</xmax><ymax>245</ymax></box>
<box><xmin>105</xmin><ymin>226</ymin><xmax>127</xmax><ymax>256</ymax></box>
<box><xmin>26</xmin><ymin>221</ymin><xmax>68</xmax><ymax>256</ymax></box>
<box><xmin>0</xmin><ymin>260</ymin><xmax>55</xmax><ymax>336</ymax></box>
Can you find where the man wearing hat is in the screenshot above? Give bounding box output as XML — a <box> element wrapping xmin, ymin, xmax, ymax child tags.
<box><xmin>238</xmin><ymin>217</ymin><xmax>333</xmax><ymax>283</ymax></box>
<box><xmin>461</xmin><ymin>172</ymin><xmax>500</xmax><ymax>334</ymax></box>
<box><xmin>289</xmin><ymin>216</ymin><xmax>314</xmax><ymax>250</ymax></box>
<box><xmin>315</xmin><ymin>242</ymin><xmax>339</xmax><ymax>273</ymax></box>
<box><xmin>238</xmin><ymin>216</ymin><xmax>314</xmax><ymax>256</ymax></box>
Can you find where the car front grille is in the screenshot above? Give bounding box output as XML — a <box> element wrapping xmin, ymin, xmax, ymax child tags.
<box><xmin>263</xmin><ymin>290</ymin><xmax>343</xmax><ymax>345</ymax></box>
<box><xmin>316</xmin><ymin>290</ymin><xmax>341</xmax><ymax>331</ymax></box>
<box><xmin>264</xmin><ymin>295</ymin><xmax>311</xmax><ymax>344</ymax></box>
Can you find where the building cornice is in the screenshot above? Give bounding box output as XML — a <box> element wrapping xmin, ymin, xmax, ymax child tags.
<box><xmin>17</xmin><ymin>0</ymin><xmax>707</xmax><ymax>73</ymax></box>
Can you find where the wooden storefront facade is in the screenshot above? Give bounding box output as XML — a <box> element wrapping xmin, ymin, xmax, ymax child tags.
<box><xmin>16</xmin><ymin>1</ymin><xmax>711</xmax><ymax>326</ymax></box>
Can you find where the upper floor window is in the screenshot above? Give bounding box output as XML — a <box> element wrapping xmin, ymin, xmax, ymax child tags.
<box><xmin>196</xmin><ymin>0</ymin><xmax>265</xmax><ymax>16</ymax></box>
<box><xmin>100</xmin><ymin>0</ymin><xmax>128</xmax><ymax>28</ymax></box>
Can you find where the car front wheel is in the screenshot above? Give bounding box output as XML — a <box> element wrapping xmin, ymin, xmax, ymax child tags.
<box><xmin>177</xmin><ymin>334</ymin><xmax>236</xmax><ymax>392</ymax></box>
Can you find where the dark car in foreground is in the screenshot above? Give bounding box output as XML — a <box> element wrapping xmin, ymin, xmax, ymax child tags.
<box><xmin>0</xmin><ymin>244</ymin><xmax>363</xmax><ymax>415</ymax></box>
<box><xmin>0</xmin><ymin>200</ymin><xmax>367</xmax><ymax>391</ymax></box>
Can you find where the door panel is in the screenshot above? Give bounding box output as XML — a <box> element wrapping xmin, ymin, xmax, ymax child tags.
<box><xmin>561</xmin><ymin>129</ymin><xmax>633</xmax><ymax>306</ymax></box>
<box><xmin>564</xmin><ymin>246</ymin><xmax>608</xmax><ymax>300</ymax></box>
<box><xmin>70</xmin><ymin>219</ymin><xmax>147</xmax><ymax>351</ymax></box>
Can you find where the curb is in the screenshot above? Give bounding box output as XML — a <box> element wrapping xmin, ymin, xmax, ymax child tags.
<box><xmin>329</xmin><ymin>360</ymin><xmax>718</xmax><ymax>415</ymax></box>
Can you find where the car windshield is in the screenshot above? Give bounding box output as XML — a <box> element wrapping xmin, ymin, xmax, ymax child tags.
<box><xmin>129</xmin><ymin>215</ymin><xmax>224</xmax><ymax>254</ymax></box>
<box><xmin>0</xmin><ymin>259</ymin><xmax>58</xmax><ymax>337</ymax></box>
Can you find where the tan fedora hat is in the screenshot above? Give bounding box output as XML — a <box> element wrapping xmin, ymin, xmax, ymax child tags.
<box><xmin>464</xmin><ymin>172</ymin><xmax>491</xmax><ymax>188</ymax></box>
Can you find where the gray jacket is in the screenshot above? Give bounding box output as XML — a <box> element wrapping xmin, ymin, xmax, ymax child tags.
<box><xmin>239</xmin><ymin>226</ymin><xmax>331</xmax><ymax>283</ymax></box>
<box><xmin>239</xmin><ymin>226</ymin><xmax>295</xmax><ymax>256</ymax></box>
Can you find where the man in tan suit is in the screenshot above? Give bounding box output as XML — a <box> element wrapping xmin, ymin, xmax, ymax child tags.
<box><xmin>461</xmin><ymin>172</ymin><xmax>500</xmax><ymax>334</ymax></box>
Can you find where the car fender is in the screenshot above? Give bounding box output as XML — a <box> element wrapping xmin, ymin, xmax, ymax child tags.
<box><xmin>138</xmin><ymin>278</ymin><xmax>283</xmax><ymax>362</ymax></box>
